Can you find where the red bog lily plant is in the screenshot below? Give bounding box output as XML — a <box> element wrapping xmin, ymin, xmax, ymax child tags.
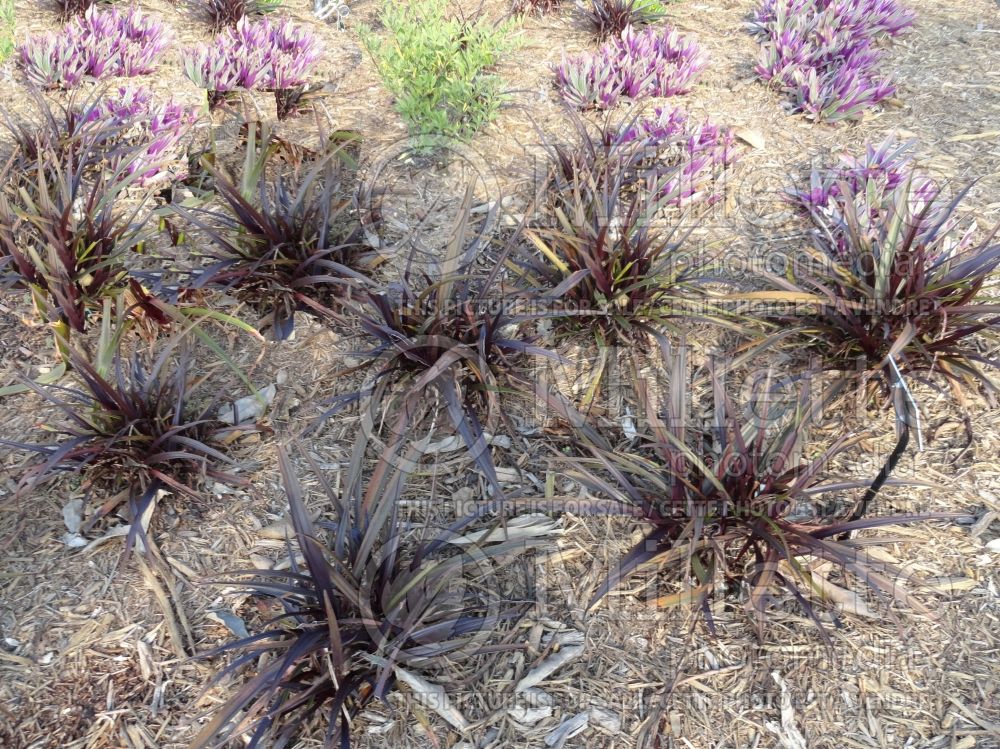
<box><xmin>755</xmin><ymin>140</ymin><xmax>1000</xmax><ymax>414</ymax></box>
<box><xmin>0</xmin><ymin>119</ymin><xmax>159</xmax><ymax>357</ymax></box>
<box><xmin>566</xmin><ymin>344</ymin><xmax>962</xmax><ymax>640</ymax></box>
<box><xmin>579</xmin><ymin>0</ymin><xmax>666</xmax><ymax>41</ymax></box>
<box><xmin>1</xmin><ymin>318</ymin><xmax>247</xmax><ymax>554</ymax></box>
<box><xmin>170</xmin><ymin>125</ymin><xmax>369</xmax><ymax>341</ymax></box>
<box><xmin>511</xmin><ymin>116</ymin><xmax>729</xmax><ymax>345</ymax></box>
<box><xmin>202</xmin><ymin>0</ymin><xmax>284</xmax><ymax>32</ymax></box>
<box><xmin>742</xmin><ymin>140</ymin><xmax>999</xmax><ymax>517</ymax></box>
<box><xmin>321</xmin><ymin>197</ymin><xmax>562</xmax><ymax>495</ymax></box>
<box><xmin>191</xmin><ymin>444</ymin><xmax>547</xmax><ymax>748</ymax></box>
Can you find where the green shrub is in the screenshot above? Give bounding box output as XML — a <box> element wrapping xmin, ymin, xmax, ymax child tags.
<box><xmin>360</xmin><ymin>0</ymin><xmax>516</xmax><ymax>143</ymax></box>
<box><xmin>0</xmin><ymin>0</ymin><xmax>13</xmax><ymax>63</ymax></box>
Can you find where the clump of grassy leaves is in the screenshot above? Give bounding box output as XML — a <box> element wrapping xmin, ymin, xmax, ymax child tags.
<box><xmin>322</xmin><ymin>192</ymin><xmax>561</xmax><ymax>493</ymax></box>
<box><xmin>359</xmin><ymin>0</ymin><xmax>516</xmax><ymax>144</ymax></box>
<box><xmin>755</xmin><ymin>146</ymin><xmax>1000</xmax><ymax>411</ymax></box>
<box><xmin>744</xmin><ymin>163</ymin><xmax>1000</xmax><ymax>488</ymax></box>
<box><xmin>169</xmin><ymin>125</ymin><xmax>370</xmax><ymax>340</ymax></box>
<box><xmin>566</xmin><ymin>345</ymin><xmax>961</xmax><ymax>640</ymax></box>
<box><xmin>191</xmin><ymin>444</ymin><xmax>546</xmax><ymax>748</ymax></box>
<box><xmin>0</xmin><ymin>111</ymin><xmax>157</xmax><ymax>352</ymax></box>
<box><xmin>2</xmin><ymin>90</ymin><xmax>102</xmax><ymax>177</ymax></box>
<box><xmin>510</xmin><ymin>117</ymin><xmax>725</xmax><ymax>346</ymax></box>
<box><xmin>579</xmin><ymin>0</ymin><xmax>666</xmax><ymax>40</ymax></box>
<box><xmin>1</xmin><ymin>314</ymin><xmax>248</xmax><ymax>553</ymax></box>
<box><xmin>202</xmin><ymin>0</ymin><xmax>283</xmax><ymax>31</ymax></box>
<box><xmin>54</xmin><ymin>0</ymin><xmax>113</xmax><ymax>20</ymax></box>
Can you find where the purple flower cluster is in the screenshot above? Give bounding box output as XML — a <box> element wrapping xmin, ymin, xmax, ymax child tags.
<box><xmin>750</xmin><ymin>0</ymin><xmax>914</xmax><ymax>122</ymax></box>
<box><xmin>19</xmin><ymin>6</ymin><xmax>171</xmax><ymax>89</ymax></box>
<box><xmin>556</xmin><ymin>26</ymin><xmax>707</xmax><ymax>110</ymax></box>
<box><xmin>793</xmin><ymin>138</ymin><xmax>973</xmax><ymax>259</ymax></box>
<box><xmin>86</xmin><ymin>87</ymin><xmax>197</xmax><ymax>186</ymax></box>
<box><xmin>621</xmin><ymin>107</ymin><xmax>741</xmax><ymax>206</ymax></box>
<box><xmin>182</xmin><ymin>17</ymin><xmax>320</xmax><ymax>96</ymax></box>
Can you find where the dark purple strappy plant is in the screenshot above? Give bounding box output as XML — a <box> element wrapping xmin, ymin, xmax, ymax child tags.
<box><xmin>568</xmin><ymin>347</ymin><xmax>964</xmax><ymax>640</ymax></box>
<box><xmin>0</xmin><ymin>128</ymin><xmax>156</xmax><ymax>345</ymax></box>
<box><xmin>509</xmin><ymin>116</ymin><xmax>724</xmax><ymax>346</ymax></box>
<box><xmin>168</xmin><ymin>126</ymin><xmax>368</xmax><ymax>341</ymax></box>
<box><xmin>0</xmin><ymin>324</ymin><xmax>247</xmax><ymax>555</ymax></box>
<box><xmin>318</xmin><ymin>189</ymin><xmax>562</xmax><ymax>495</ymax></box>
<box><xmin>579</xmin><ymin>0</ymin><xmax>666</xmax><ymax>40</ymax></box>
<box><xmin>202</xmin><ymin>0</ymin><xmax>283</xmax><ymax>31</ymax></box>
<box><xmin>749</xmin><ymin>139</ymin><xmax>1000</xmax><ymax>418</ymax></box>
<box><xmin>190</xmin><ymin>445</ymin><xmax>544</xmax><ymax>748</ymax></box>
<box><xmin>54</xmin><ymin>0</ymin><xmax>112</xmax><ymax>20</ymax></box>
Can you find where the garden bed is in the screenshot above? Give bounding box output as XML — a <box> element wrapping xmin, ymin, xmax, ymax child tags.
<box><xmin>1</xmin><ymin>1</ymin><xmax>999</xmax><ymax>748</ymax></box>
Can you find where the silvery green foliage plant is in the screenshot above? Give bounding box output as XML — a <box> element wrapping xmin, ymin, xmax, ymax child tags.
<box><xmin>360</xmin><ymin>0</ymin><xmax>515</xmax><ymax>142</ymax></box>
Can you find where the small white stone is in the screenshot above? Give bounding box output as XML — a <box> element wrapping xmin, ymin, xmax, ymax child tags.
<box><xmin>217</xmin><ymin>384</ymin><xmax>276</xmax><ymax>425</ymax></box>
<box><xmin>545</xmin><ymin>712</ymin><xmax>589</xmax><ymax>746</ymax></box>
<box><xmin>589</xmin><ymin>706</ymin><xmax>621</xmax><ymax>733</ymax></box>
<box><xmin>508</xmin><ymin>705</ymin><xmax>553</xmax><ymax>725</ymax></box>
